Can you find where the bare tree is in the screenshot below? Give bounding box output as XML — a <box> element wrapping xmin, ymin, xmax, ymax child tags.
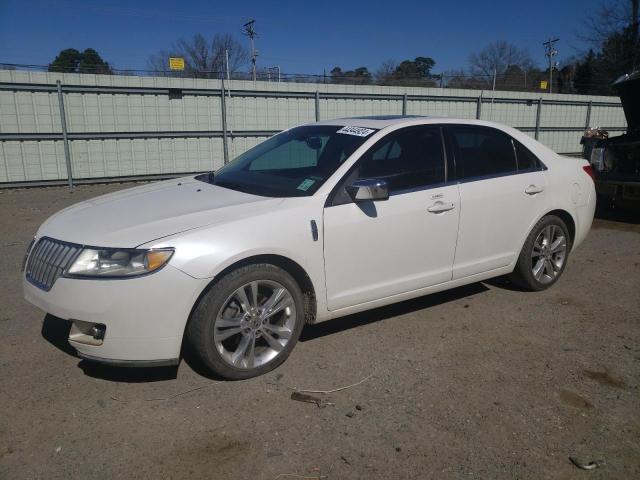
<box><xmin>469</xmin><ymin>41</ymin><xmax>534</xmax><ymax>87</ymax></box>
<box><xmin>147</xmin><ymin>33</ymin><xmax>248</xmax><ymax>77</ymax></box>
<box><xmin>443</xmin><ymin>69</ymin><xmax>487</xmax><ymax>89</ymax></box>
<box><xmin>375</xmin><ymin>59</ymin><xmax>397</xmax><ymax>85</ymax></box>
<box><xmin>573</xmin><ymin>0</ymin><xmax>639</xmax><ymax>92</ymax></box>
<box><xmin>582</xmin><ymin>0</ymin><xmax>638</xmax><ymax>46</ymax></box>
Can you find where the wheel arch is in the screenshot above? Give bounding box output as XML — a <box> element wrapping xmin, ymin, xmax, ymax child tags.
<box><xmin>512</xmin><ymin>207</ymin><xmax>577</xmax><ymax>273</ymax></box>
<box><xmin>187</xmin><ymin>254</ymin><xmax>318</xmax><ymax>329</ymax></box>
<box><xmin>544</xmin><ymin>209</ymin><xmax>576</xmax><ymax>247</ymax></box>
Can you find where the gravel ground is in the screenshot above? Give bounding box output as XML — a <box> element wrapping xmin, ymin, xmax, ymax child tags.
<box><xmin>0</xmin><ymin>182</ymin><xmax>639</xmax><ymax>480</ymax></box>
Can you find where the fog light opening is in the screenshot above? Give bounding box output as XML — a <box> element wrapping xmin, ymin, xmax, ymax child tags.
<box><xmin>90</xmin><ymin>325</ymin><xmax>105</xmax><ymax>340</ymax></box>
<box><xmin>69</xmin><ymin>320</ymin><xmax>106</xmax><ymax>346</ymax></box>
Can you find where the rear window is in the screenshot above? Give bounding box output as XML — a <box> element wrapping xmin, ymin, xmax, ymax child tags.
<box><xmin>513</xmin><ymin>140</ymin><xmax>542</xmax><ymax>171</ymax></box>
<box><xmin>448</xmin><ymin>126</ymin><xmax>518</xmax><ymax>180</ymax></box>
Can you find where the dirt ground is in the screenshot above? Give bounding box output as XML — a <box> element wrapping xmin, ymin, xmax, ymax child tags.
<box><xmin>0</xmin><ymin>182</ymin><xmax>639</xmax><ymax>480</ymax></box>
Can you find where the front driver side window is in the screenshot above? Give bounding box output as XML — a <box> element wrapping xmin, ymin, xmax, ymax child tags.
<box><xmin>357</xmin><ymin>126</ymin><xmax>446</xmax><ymax>192</ymax></box>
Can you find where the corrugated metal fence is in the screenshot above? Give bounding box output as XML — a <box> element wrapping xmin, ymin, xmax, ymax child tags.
<box><xmin>0</xmin><ymin>70</ymin><xmax>627</xmax><ymax>187</ymax></box>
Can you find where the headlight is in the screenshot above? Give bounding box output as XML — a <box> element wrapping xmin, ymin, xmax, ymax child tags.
<box><xmin>66</xmin><ymin>248</ymin><xmax>174</xmax><ymax>278</ymax></box>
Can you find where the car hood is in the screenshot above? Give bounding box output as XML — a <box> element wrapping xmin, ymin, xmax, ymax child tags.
<box><xmin>38</xmin><ymin>176</ymin><xmax>283</xmax><ymax>247</ymax></box>
<box><xmin>614</xmin><ymin>71</ymin><xmax>640</xmax><ymax>134</ymax></box>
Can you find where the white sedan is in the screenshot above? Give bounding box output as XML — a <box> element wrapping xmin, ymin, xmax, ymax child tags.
<box><xmin>23</xmin><ymin>116</ymin><xmax>596</xmax><ymax>379</ymax></box>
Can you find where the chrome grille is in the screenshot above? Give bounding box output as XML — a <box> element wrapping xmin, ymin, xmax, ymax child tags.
<box><xmin>25</xmin><ymin>238</ymin><xmax>81</xmax><ymax>291</ymax></box>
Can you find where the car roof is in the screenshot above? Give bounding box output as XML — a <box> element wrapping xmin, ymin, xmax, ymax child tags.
<box><xmin>312</xmin><ymin>115</ymin><xmax>507</xmax><ymax>130</ymax></box>
<box><xmin>309</xmin><ymin>115</ymin><xmax>559</xmax><ymax>162</ymax></box>
<box><xmin>313</xmin><ymin>115</ymin><xmax>434</xmax><ymax>129</ymax></box>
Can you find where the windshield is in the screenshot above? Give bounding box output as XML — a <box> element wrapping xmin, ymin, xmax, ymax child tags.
<box><xmin>210</xmin><ymin>125</ymin><xmax>376</xmax><ymax>197</ymax></box>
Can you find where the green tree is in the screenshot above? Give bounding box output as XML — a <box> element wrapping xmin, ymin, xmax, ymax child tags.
<box><xmin>574</xmin><ymin>0</ymin><xmax>640</xmax><ymax>94</ymax></box>
<box><xmin>48</xmin><ymin>48</ymin><xmax>113</xmax><ymax>74</ymax></box>
<box><xmin>48</xmin><ymin>48</ymin><xmax>82</xmax><ymax>73</ymax></box>
<box><xmin>393</xmin><ymin>56</ymin><xmax>436</xmax><ymax>85</ymax></box>
<box><xmin>329</xmin><ymin>66</ymin><xmax>372</xmax><ymax>84</ymax></box>
<box><xmin>77</xmin><ymin>48</ymin><xmax>112</xmax><ymax>74</ymax></box>
<box><xmin>574</xmin><ymin>50</ymin><xmax>598</xmax><ymax>94</ymax></box>
<box><xmin>598</xmin><ymin>25</ymin><xmax>639</xmax><ymax>81</ymax></box>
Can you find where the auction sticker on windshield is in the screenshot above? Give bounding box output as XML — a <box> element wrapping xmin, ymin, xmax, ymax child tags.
<box><xmin>337</xmin><ymin>126</ymin><xmax>376</xmax><ymax>137</ymax></box>
<box><xmin>297</xmin><ymin>179</ymin><xmax>316</xmax><ymax>191</ymax></box>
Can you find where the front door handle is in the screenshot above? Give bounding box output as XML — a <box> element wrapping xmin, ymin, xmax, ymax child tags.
<box><xmin>427</xmin><ymin>201</ymin><xmax>456</xmax><ymax>213</ymax></box>
<box><xmin>525</xmin><ymin>184</ymin><xmax>544</xmax><ymax>195</ymax></box>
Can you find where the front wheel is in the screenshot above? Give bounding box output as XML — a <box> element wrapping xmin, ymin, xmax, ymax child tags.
<box><xmin>510</xmin><ymin>215</ymin><xmax>571</xmax><ymax>291</ymax></box>
<box><xmin>186</xmin><ymin>264</ymin><xmax>305</xmax><ymax>380</ymax></box>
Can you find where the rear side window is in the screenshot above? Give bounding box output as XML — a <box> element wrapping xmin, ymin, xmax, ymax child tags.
<box><xmin>448</xmin><ymin>126</ymin><xmax>517</xmax><ymax>180</ymax></box>
<box><xmin>357</xmin><ymin>126</ymin><xmax>446</xmax><ymax>192</ymax></box>
<box><xmin>513</xmin><ymin>140</ymin><xmax>541</xmax><ymax>171</ymax></box>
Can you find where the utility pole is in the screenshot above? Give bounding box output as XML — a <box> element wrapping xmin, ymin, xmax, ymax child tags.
<box><xmin>633</xmin><ymin>0</ymin><xmax>639</xmax><ymax>50</ymax></box>
<box><xmin>243</xmin><ymin>19</ymin><xmax>258</xmax><ymax>82</ymax></box>
<box><xmin>490</xmin><ymin>68</ymin><xmax>496</xmax><ymax>119</ymax></box>
<box><xmin>224</xmin><ymin>48</ymin><xmax>233</xmax><ymax>141</ymax></box>
<box><xmin>543</xmin><ymin>38</ymin><xmax>559</xmax><ymax>94</ymax></box>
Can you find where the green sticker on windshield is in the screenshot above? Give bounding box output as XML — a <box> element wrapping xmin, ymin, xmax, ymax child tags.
<box><xmin>297</xmin><ymin>179</ymin><xmax>316</xmax><ymax>191</ymax></box>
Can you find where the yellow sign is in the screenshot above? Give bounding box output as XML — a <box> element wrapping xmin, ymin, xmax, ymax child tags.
<box><xmin>540</xmin><ymin>80</ymin><xmax>548</xmax><ymax>90</ymax></box>
<box><xmin>169</xmin><ymin>57</ymin><xmax>185</xmax><ymax>71</ymax></box>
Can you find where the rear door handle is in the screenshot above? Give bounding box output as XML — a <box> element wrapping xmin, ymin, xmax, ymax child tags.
<box><xmin>427</xmin><ymin>201</ymin><xmax>456</xmax><ymax>213</ymax></box>
<box><xmin>524</xmin><ymin>184</ymin><xmax>544</xmax><ymax>195</ymax></box>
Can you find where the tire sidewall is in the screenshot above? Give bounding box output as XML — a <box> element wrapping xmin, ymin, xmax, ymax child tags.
<box><xmin>189</xmin><ymin>264</ymin><xmax>305</xmax><ymax>380</ymax></box>
<box><xmin>515</xmin><ymin>215</ymin><xmax>571</xmax><ymax>291</ymax></box>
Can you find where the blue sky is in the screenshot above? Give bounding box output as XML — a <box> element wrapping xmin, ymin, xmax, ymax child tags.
<box><xmin>0</xmin><ymin>0</ymin><xmax>602</xmax><ymax>74</ymax></box>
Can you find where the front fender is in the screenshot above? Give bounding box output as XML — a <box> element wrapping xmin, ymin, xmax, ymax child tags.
<box><xmin>139</xmin><ymin>203</ymin><xmax>329</xmax><ymax>316</ymax></box>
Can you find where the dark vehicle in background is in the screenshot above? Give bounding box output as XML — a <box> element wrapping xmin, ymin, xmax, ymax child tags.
<box><xmin>581</xmin><ymin>71</ymin><xmax>640</xmax><ymax>210</ymax></box>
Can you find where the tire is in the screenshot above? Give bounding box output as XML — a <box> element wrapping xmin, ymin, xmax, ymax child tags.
<box><xmin>186</xmin><ymin>264</ymin><xmax>305</xmax><ymax>380</ymax></box>
<box><xmin>509</xmin><ymin>215</ymin><xmax>572</xmax><ymax>291</ymax></box>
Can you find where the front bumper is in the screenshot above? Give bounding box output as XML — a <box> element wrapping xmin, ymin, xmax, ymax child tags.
<box><xmin>24</xmin><ymin>264</ymin><xmax>209</xmax><ymax>363</ymax></box>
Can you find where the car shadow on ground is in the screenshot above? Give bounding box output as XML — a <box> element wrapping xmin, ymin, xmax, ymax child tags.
<box><xmin>300</xmin><ymin>282</ymin><xmax>489</xmax><ymax>343</ymax></box>
<box><xmin>77</xmin><ymin>361</ymin><xmax>178</xmax><ymax>383</ymax></box>
<box><xmin>41</xmin><ymin>314</ymin><xmax>178</xmax><ymax>383</ymax></box>
<box><xmin>41</xmin><ymin>281</ymin><xmax>512</xmax><ymax>382</ymax></box>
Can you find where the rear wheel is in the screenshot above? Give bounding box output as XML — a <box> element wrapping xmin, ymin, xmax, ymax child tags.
<box><xmin>510</xmin><ymin>215</ymin><xmax>571</xmax><ymax>291</ymax></box>
<box><xmin>186</xmin><ymin>264</ymin><xmax>305</xmax><ymax>379</ymax></box>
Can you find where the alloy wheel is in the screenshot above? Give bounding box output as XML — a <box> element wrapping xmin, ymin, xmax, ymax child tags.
<box><xmin>213</xmin><ymin>280</ymin><xmax>296</xmax><ymax>370</ymax></box>
<box><xmin>531</xmin><ymin>224</ymin><xmax>567</xmax><ymax>284</ymax></box>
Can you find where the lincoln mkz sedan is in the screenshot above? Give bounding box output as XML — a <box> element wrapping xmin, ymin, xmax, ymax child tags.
<box><xmin>23</xmin><ymin>116</ymin><xmax>596</xmax><ymax>379</ymax></box>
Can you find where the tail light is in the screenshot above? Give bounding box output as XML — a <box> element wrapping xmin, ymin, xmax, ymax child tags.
<box><xmin>583</xmin><ymin>165</ymin><xmax>596</xmax><ymax>182</ymax></box>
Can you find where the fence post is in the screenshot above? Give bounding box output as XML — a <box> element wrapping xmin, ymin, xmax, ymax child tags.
<box><xmin>220</xmin><ymin>77</ymin><xmax>229</xmax><ymax>165</ymax></box>
<box><xmin>534</xmin><ymin>98</ymin><xmax>543</xmax><ymax>140</ymax></box>
<box><xmin>315</xmin><ymin>91</ymin><xmax>320</xmax><ymax>121</ymax></box>
<box><xmin>402</xmin><ymin>93</ymin><xmax>407</xmax><ymax>115</ymax></box>
<box><xmin>476</xmin><ymin>94</ymin><xmax>483</xmax><ymax>119</ymax></box>
<box><xmin>584</xmin><ymin>100</ymin><xmax>592</xmax><ymax>130</ymax></box>
<box><xmin>56</xmin><ymin>80</ymin><xmax>73</xmax><ymax>191</ymax></box>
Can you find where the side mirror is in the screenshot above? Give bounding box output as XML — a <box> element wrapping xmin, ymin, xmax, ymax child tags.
<box><xmin>346</xmin><ymin>179</ymin><xmax>389</xmax><ymax>202</ymax></box>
